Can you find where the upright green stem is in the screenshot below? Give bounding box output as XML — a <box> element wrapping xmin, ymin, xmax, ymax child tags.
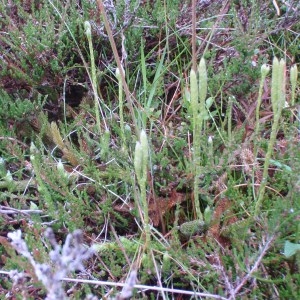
<box><xmin>198</xmin><ymin>58</ymin><xmax>208</xmax><ymax>115</ymax></box>
<box><xmin>227</xmin><ymin>96</ymin><xmax>234</xmax><ymax>145</ymax></box>
<box><xmin>254</xmin><ymin>64</ymin><xmax>270</xmax><ymax>156</ymax></box>
<box><xmin>190</xmin><ymin>57</ymin><xmax>208</xmax><ymax>221</ymax></box>
<box><xmin>116</xmin><ymin>67</ymin><xmax>127</xmax><ymax>152</ymax></box>
<box><xmin>290</xmin><ymin>64</ymin><xmax>299</xmax><ymax>130</ymax></box>
<box><xmin>30</xmin><ymin>143</ymin><xmax>55</xmax><ymax>214</ymax></box>
<box><xmin>190</xmin><ymin>69</ymin><xmax>201</xmax><ymax>220</ymax></box>
<box><xmin>134</xmin><ymin>130</ymin><xmax>150</xmax><ymax>246</ymax></box>
<box><xmin>290</xmin><ymin>64</ymin><xmax>298</xmax><ymax>107</ymax></box>
<box><xmin>255</xmin><ymin>58</ymin><xmax>286</xmax><ymax>216</ymax></box>
<box><xmin>84</xmin><ymin>21</ymin><xmax>103</xmax><ymax>134</ymax></box>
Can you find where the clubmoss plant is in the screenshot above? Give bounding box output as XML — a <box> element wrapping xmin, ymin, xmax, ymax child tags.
<box><xmin>176</xmin><ymin>57</ymin><xmax>214</xmax><ymax>237</ymax></box>
<box><xmin>1</xmin><ymin>1</ymin><xmax>300</xmax><ymax>298</ymax></box>
<box><xmin>190</xmin><ymin>68</ymin><xmax>201</xmax><ymax>219</ymax></box>
<box><xmin>30</xmin><ymin>142</ymin><xmax>56</xmax><ymax>216</ymax></box>
<box><xmin>84</xmin><ymin>21</ymin><xmax>104</xmax><ymax>135</ymax></box>
<box><xmin>134</xmin><ymin>130</ymin><xmax>150</xmax><ymax>247</ymax></box>
<box><xmin>116</xmin><ymin>67</ymin><xmax>127</xmax><ymax>152</ymax></box>
<box><xmin>290</xmin><ymin>64</ymin><xmax>299</xmax><ymax>130</ymax></box>
<box><xmin>190</xmin><ymin>57</ymin><xmax>209</xmax><ymax>222</ymax></box>
<box><xmin>227</xmin><ymin>96</ymin><xmax>234</xmax><ymax>146</ymax></box>
<box><xmin>83</xmin><ymin>20</ymin><xmax>111</xmax><ymax>159</ymax></box>
<box><xmin>50</xmin><ymin>122</ymin><xmax>79</xmax><ymax>167</ymax></box>
<box><xmin>290</xmin><ymin>64</ymin><xmax>298</xmax><ymax>107</ymax></box>
<box><xmin>0</xmin><ymin>157</ymin><xmax>6</xmax><ymax>178</ymax></box>
<box><xmin>254</xmin><ymin>64</ymin><xmax>271</xmax><ymax>157</ymax></box>
<box><xmin>255</xmin><ymin>57</ymin><xmax>286</xmax><ymax>216</ymax></box>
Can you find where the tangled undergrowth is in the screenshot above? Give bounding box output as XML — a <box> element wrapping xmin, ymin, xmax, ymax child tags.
<box><xmin>0</xmin><ymin>0</ymin><xmax>299</xmax><ymax>299</ymax></box>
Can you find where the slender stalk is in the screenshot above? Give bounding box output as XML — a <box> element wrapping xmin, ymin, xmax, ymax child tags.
<box><xmin>254</xmin><ymin>64</ymin><xmax>270</xmax><ymax>157</ymax></box>
<box><xmin>190</xmin><ymin>69</ymin><xmax>202</xmax><ymax>221</ymax></box>
<box><xmin>191</xmin><ymin>2</ymin><xmax>203</xmax><ymax>221</ymax></box>
<box><xmin>198</xmin><ymin>58</ymin><xmax>208</xmax><ymax>112</ymax></box>
<box><xmin>290</xmin><ymin>64</ymin><xmax>299</xmax><ymax>130</ymax></box>
<box><xmin>84</xmin><ymin>21</ymin><xmax>103</xmax><ymax>134</ymax></box>
<box><xmin>190</xmin><ymin>58</ymin><xmax>208</xmax><ymax>222</ymax></box>
<box><xmin>116</xmin><ymin>67</ymin><xmax>127</xmax><ymax>152</ymax></box>
<box><xmin>134</xmin><ymin>130</ymin><xmax>150</xmax><ymax>246</ymax></box>
<box><xmin>227</xmin><ymin>96</ymin><xmax>233</xmax><ymax>145</ymax></box>
<box><xmin>255</xmin><ymin>58</ymin><xmax>286</xmax><ymax>216</ymax></box>
<box><xmin>290</xmin><ymin>64</ymin><xmax>298</xmax><ymax>107</ymax></box>
<box><xmin>30</xmin><ymin>143</ymin><xmax>55</xmax><ymax>214</ymax></box>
